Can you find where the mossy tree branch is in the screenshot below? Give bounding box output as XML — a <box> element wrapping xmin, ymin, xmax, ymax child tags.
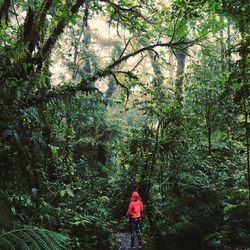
<box><xmin>22</xmin><ymin>38</ymin><xmax>199</xmax><ymax>107</ymax></box>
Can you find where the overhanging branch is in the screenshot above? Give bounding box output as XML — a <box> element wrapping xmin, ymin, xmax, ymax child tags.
<box><xmin>22</xmin><ymin>38</ymin><xmax>200</xmax><ymax>107</ymax></box>
<box><xmin>106</xmin><ymin>39</ymin><xmax>197</xmax><ymax>69</ymax></box>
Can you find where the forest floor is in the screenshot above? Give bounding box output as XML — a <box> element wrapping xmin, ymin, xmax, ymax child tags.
<box><xmin>115</xmin><ymin>232</ymin><xmax>149</xmax><ymax>250</ymax></box>
<box><xmin>115</xmin><ymin>232</ymin><xmax>131</xmax><ymax>250</ymax></box>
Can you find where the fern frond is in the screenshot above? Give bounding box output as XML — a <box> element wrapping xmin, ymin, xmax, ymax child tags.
<box><xmin>42</xmin><ymin>228</ymin><xmax>68</xmax><ymax>249</ymax></box>
<box><xmin>4</xmin><ymin>231</ymin><xmax>30</xmax><ymax>250</ymax></box>
<box><xmin>0</xmin><ymin>235</ymin><xmax>16</xmax><ymax>250</ymax></box>
<box><xmin>0</xmin><ymin>226</ymin><xmax>70</xmax><ymax>250</ymax></box>
<box><xmin>21</xmin><ymin>231</ymin><xmax>42</xmax><ymax>250</ymax></box>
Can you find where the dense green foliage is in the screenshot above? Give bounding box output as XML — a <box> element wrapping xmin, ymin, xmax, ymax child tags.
<box><xmin>0</xmin><ymin>0</ymin><xmax>249</xmax><ymax>249</ymax></box>
<box><xmin>0</xmin><ymin>226</ymin><xmax>69</xmax><ymax>250</ymax></box>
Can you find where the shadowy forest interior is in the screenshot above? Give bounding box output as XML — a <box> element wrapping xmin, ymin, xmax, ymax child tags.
<box><xmin>0</xmin><ymin>0</ymin><xmax>250</xmax><ymax>249</ymax></box>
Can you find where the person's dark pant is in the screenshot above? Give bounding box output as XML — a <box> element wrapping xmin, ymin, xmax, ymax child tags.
<box><xmin>130</xmin><ymin>217</ymin><xmax>142</xmax><ymax>247</ymax></box>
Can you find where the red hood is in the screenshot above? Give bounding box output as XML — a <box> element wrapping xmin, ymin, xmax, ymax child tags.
<box><xmin>131</xmin><ymin>191</ymin><xmax>139</xmax><ymax>201</ymax></box>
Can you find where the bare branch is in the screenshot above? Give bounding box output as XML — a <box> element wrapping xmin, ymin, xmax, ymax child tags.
<box><xmin>11</xmin><ymin>0</ymin><xmax>20</xmax><ymax>27</ymax></box>
<box><xmin>110</xmin><ymin>1</ymin><xmax>154</xmax><ymax>24</ymax></box>
<box><xmin>130</xmin><ymin>54</ymin><xmax>146</xmax><ymax>72</ymax></box>
<box><xmin>107</xmin><ymin>39</ymin><xmax>197</xmax><ymax>70</ymax></box>
<box><xmin>169</xmin><ymin>12</ymin><xmax>180</xmax><ymax>44</ymax></box>
<box><xmin>111</xmin><ymin>73</ymin><xmax>130</xmax><ymax>107</ymax></box>
<box><xmin>119</xmin><ymin>36</ymin><xmax>134</xmax><ymax>59</ymax></box>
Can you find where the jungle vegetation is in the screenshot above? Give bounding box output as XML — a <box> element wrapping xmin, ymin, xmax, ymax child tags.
<box><xmin>0</xmin><ymin>0</ymin><xmax>249</xmax><ymax>249</ymax></box>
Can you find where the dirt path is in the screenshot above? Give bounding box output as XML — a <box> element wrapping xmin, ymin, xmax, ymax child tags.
<box><xmin>115</xmin><ymin>232</ymin><xmax>145</xmax><ymax>250</ymax></box>
<box><xmin>115</xmin><ymin>232</ymin><xmax>131</xmax><ymax>250</ymax></box>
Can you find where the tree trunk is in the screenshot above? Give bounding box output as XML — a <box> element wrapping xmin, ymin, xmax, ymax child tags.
<box><xmin>226</xmin><ymin>17</ymin><xmax>232</xmax><ymax>71</ymax></box>
<box><xmin>244</xmin><ymin>101</ymin><xmax>250</xmax><ymax>205</ymax></box>
<box><xmin>175</xmin><ymin>47</ymin><xmax>187</xmax><ymax>106</ymax></box>
<box><xmin>0</xmin><ymin>0</ymin><xmax>10</xmax><ymax>23</ymax></box>
<box><xmin>104</xmin><ymin>45</ymin><xmax>122</xmax><ymax>103</ymax></box>
<box><xmin>220</xmin><ymin>29</ymin><xmax>226</xmax><ymax>71</ymax></box>
<box><xmin>205</xmin><ymin>102</ymin><xmax>212</xmax><ymax>155</ymax></box>
<box><xmin>140</xmin><ymin>39</ymin><xmax>163</xmax><ymax>86</ymax></box>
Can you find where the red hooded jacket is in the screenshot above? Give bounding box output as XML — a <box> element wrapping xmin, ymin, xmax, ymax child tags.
<box><xmin>126</xmin><ymin>191</ymin><xmax>144</xmax><ymax>218</ymax></box>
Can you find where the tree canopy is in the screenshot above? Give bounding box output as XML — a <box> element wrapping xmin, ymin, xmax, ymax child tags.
<box><xmin>0</xmin><ymin>0</ymin><xmax>249</xmax><ymax>249</ymax></box>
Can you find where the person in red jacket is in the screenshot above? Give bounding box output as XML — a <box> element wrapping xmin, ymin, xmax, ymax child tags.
<box><xmin>127</xmin><ymin>191</ymin><xmax>143</xmax><ymax>248</ymax></box>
